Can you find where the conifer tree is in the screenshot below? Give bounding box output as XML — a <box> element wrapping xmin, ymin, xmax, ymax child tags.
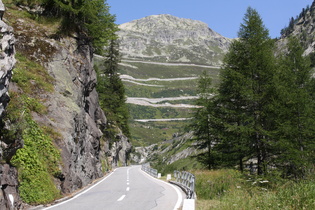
<box><xmin>97</xmin><ymin>39</ymin><xmax>130</xmax><ymax>138</ymax></box>
<box><xmin>217</xmin><ymin>7</ymin><xmax>276</xmax><ymax>174</ymax></box>
<box><xmin>13</xmin><ymin>0</ymin><xmax>117</xmax><ymax>54</ymax></box>
<box><xmin>272</xmin><ymin>37</ymin><xmax>315</xmax><ymax>178</ymax></box>
<box><xmin>191</xmin><ymin>71</ymin><xmax>217</xmax><ymax>170</ymax></box>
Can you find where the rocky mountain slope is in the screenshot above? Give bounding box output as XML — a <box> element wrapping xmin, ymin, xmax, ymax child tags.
<box><xmin>116</xmin><ymin>15</ymin><xmax>229</xmax><ymax>146</ymax></box>
<box><xmin>280</xmin><ymin>1</ymin><xmax>315</xmax><ymax>55</ymax></box>
<box><xmin>0</xmin><ymin>3</ymin><xmax>131</xmax><ymax>208</ymax></box>
<box><xmin>118</xmin><ymin>14</ymin><xmax>231</xmax><ymax>66</ymax></box>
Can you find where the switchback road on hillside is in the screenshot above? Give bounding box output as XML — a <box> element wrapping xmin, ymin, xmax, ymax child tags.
<box><xmin>44</xmin><ymin>166</ymin><xmax>183</xmax><ymax>210</ymax></box>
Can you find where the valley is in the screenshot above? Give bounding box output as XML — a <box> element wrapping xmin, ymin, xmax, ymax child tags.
<box><xmin>115</xmin><ymin>14</ymin><xmax>231</xmax><ymax>147</ymax></box>
<box><xmin>118</xmin><ymin>59</ymin><xmax>220</xmax><ymax>146</ymax></box>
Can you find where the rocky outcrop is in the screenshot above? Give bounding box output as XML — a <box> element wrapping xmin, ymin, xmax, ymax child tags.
<box><xmin>131</xmin><ymin>132</ymin><xmax>198</xmax><ymax>165</ymax></box>
<box><xmin>118</xmin><ymin>14</ymin><xmax>232</xmax><ymax>66</ymax></box>
<box><xmin>0</xmin><ymin>18</ymin><xmax>15</xmax><ymax>117</ymax></box>
<box><xmin>0</xmin><ymin>7</ymin><xmax>22</xmax><ymax>210</ymax></box>
<box><xmin>0</xmin><ymin>164</ymin><xmax>21</xmax><ymax>210</ymax></box>
<box><xmin>42</xmin><ymin>34</ymin><xmax>107</xmax><ymax>193</ymax></box>
<box><xmin>34</xmin><ymin>34</ymin><xmax>131</xmax><ymax>193</ymax></box>
<box><xmin>279</xmin><ymin>1</ymin><xmax>315</xmax><ymax>55</ymax></box>
<box><xmin>111</xmin><ymin>130</ymin><xmax>132</xmax><ymax>167</ymax></box>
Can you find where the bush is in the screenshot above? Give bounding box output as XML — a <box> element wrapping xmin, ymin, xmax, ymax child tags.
<box><xmin>10</xmin><ymin>115</ymin><xmax>61</xmax><ymax>204</ymax></box>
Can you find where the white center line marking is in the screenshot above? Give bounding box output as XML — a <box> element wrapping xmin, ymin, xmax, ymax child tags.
<box><xmin>126</xmin><ymin>187</ymin><xmax>130</xmax><ymax>191</ymax></box>
<box><xmin>117</xmin><ymin>195</ymin><xmax>126</xmax><ymax>202</ymax></box>
<box><xmin>127</xmin><ymin>182</ymin><xmax>129</xmax><ymax>185</ymax></box>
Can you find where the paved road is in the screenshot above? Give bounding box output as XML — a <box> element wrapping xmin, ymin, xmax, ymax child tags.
<box><xmin>44</xmin><ymin>166</ymin><xmax>182</xmax><ymax>210</ymax></box>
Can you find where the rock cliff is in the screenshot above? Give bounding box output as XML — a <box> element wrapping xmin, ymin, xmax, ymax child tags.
<box><xmin>279</xmin><ymin>1</ymin><xmax>315</xmax><ymax>55</ymax></box>
<box><xmin>0</xmin><ymin>3</ymin><xmax>131</xmax><ymax>207</ymax></box>
<box><xmin>0</xmin><ymin>8</ymin><xmax>21</xmax><ymax>210</ymax></box>
<box><xmin>118</xmin><ymin>14</ymin><xmax>231</xmax><ymax>66</ymax></box>
<box><xmin>13</xmin><ymin>13</ymin><xmax>132</xmax><ymax>193</ymax></box>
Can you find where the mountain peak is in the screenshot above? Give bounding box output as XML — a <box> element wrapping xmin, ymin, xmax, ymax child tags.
<box><xmin>120</xmin><ymin>14</ymin><xmax>212</xmax><ymax>34</ymax></box>
<box><xmin>118</xmin><ymin>14</ymin><xmax>231</xmax><ymax>66</ymax></box>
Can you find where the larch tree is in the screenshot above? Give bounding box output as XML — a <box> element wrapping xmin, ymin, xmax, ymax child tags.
<box><xmin>96</xmin><ymin>39</ymin><xmax>130</xmax><ymax>138</ymax></box>
<box><xmin>191</xmin><ymin>71</ymin><xmax>218</xmax><ymax>170</ymax></box>
<box><xmin>272</xmin><ymin>37</ymin><xmax>315</xmax><ymax>178</ymax></box>
<box><xmin>217</xmin><ymin>7</ymin><xmax>276</xmax><ymax>174</ymax></box>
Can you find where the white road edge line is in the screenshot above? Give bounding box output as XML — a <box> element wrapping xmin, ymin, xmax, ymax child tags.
<box><xmin>43</xmin><ymin>169</ymin><xmax>117</xmax><ymax>210</ymax></box>
<box><xmin>139</xmin><ymin>168</ymin><xmax>183</xmax><ymax>210</ymax></box>
<box><xmin>117</xmin><ymin>195</ymin><xmax>126</xmax><ymax>201</ymax></box>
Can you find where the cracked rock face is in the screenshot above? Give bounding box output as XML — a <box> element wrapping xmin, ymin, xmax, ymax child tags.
<box><xmin>0</xmin><ymin>12</ymin><xmax>21</xmax><ymax>210</ymax></box>
<box><xmin>0</xmin><ymin>19</ymin><xmax>15</xmax><ymax>117</ymax></box>
<box><xmin>42</xmin><ymin>35</ymin><xmax>107</xmax><ymax>193</ymax></box>
<box><xmin>0</xmin><ymin>164</ymin><xmax>21</xmax><ymax>210</ymax></box>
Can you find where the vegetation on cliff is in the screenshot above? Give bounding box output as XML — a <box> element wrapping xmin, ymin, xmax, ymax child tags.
<box><xmin>12</xmin><ymin>0</ymin><xmax>117</xmax><ymax>54</ymax></box>
<box><xmin>2</xmin><ymin>51</ymin><xmax>61</xmax><ymax>204</ymax></box>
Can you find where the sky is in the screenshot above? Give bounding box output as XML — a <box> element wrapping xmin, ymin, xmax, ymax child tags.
<box><xmin>107</xmin><ymin>0</ymin><xmax>313</xmax><ymax>39</ymax></box>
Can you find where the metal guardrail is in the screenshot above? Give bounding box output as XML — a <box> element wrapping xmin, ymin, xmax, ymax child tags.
<box><xmin>174</xmin><ymin>170</ymin><xmax>195</xmax><ymax>199</ymax></box>
<box><xmin>141</xmin><ymin>164</ymin><xmax>158</xmax><ymax>178</ymax></box>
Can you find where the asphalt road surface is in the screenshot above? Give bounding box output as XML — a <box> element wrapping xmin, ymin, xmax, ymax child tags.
<box><xmin>44</xmin><ymin>165</ymin><xmax>183</xmax><ymax>210</ymax></box>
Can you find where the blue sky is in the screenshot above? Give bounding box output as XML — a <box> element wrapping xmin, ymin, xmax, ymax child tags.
<box><xmin>107</xmin><ymin>0</ymin><xmax>313</xmax><ymax>38</ymax></box>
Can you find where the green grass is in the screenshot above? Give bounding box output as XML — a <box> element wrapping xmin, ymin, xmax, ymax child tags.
<box><xmin>193</xmin><ymin>170</ymin><xmax>315</xmax><ymax>210</ymax></box>
<box><xmin>130</xmin><ymin>121</ymin><xmax>189</xmax><ymax>146</ymax></box>
<box><xmin>128</xmin><ymin>104</ymin><xmax>193</xmax><ymax>119</ymax></box>
<box><xmin>13</xmin><ymin>53</ymin><xmax>55</xmax><ymax>94</ymax></box>
<box><xmin>153</xmin><ymin>156</ymin><xmax>203</xmax><ymax>176</ymax></box>
<box><xmin>119</xmin><ymin>62</ymin><xmax>220</xmax><ymax>80</ymax></box>
<box><xmin>125</xmin><ymin>83</ymin><xmax>197</xmax><ymax>98</ymax></box>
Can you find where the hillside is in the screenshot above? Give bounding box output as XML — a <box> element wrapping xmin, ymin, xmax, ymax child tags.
<box><xmin>116</xmin><ymin>15</ymin><xmax>231</xmax><ymax>146</ymax></box>
<box><xmin>279</xmin><ymin>1</ymin><xmax>315</xmax><ymax>65</ymax></box>
<box><xmin>0</xmin><ymin>1</ymin><xmax>131</xmax><ymax>208</ymax></box>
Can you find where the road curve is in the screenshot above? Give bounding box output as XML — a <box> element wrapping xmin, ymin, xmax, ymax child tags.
<box><xmin>44</xmin><ymin>166</ymin><xmax>183</xmax><ymax>210</ymax></box>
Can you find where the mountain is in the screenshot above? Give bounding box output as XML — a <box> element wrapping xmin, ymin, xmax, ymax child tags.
<box><xmin>114</xmin><ymin>14</ymin><xmax>232</xmax><ymax>146</ymax></box>
<box><xmin>279</xmin><ymin>1</ymin><xmax>315</xmax><ymax>56</ymax></box>
<box><xmin>118</xmin><ymin>14</ymin><xmax>232</xmax><ymax>66</ymax></box>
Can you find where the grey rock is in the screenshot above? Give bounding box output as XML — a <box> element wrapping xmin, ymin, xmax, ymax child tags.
<box><xmin>41</xmin><ymin>35</ymin><xmax>107</xmax><ymax>193</ymax></box>
<box><xmin>0</xmin><ymin>19</ymin><xmax>15</xmax><ymax>117</ymax></box>
<box><xmin>0</xmin><ymin>164</ymin><xmax>22</xmax><ymax>210</ymax></box>
<box><xmin>0</xmin><ymin>15</ymin><xmax>21</xmax><ymax>210</ymax></box>
<box><xmin>131</xmin><ymin>132</ymin><xmax>196</xmax><ymax>165</ymax></box>
<box><xmin>118</xmin><ymin>14</ymin><xmax>232</xmax><ymax>66</ymax></box>
<box><xmin>111</xmin><ymin>130</ymin><xmax>132</xmax><ymax>167</ymax></box>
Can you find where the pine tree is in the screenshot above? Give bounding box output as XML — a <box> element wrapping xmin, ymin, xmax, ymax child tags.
<box><xmin>192</xmin><ymin>71</ymin><xmax>217</xmax><ymax>170</ymax></box>
<box><xmin>272</xmin><ymin>37</ymin><xmax>315</xmax><ymax>178</ymax></box>
<box><xmin>96</xmin><ymin>39</ymin><xmax>130</xmax><ymax>138</ymax></box>
<box><xmin>217</xmin><ymin>7</ymin><xmax>276</xmax><ymax>174</ymax></box>
<box><xmin>14</xmin><ymin>0</ymin><xmax>118</xmax><ymax>54</ymax></box>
